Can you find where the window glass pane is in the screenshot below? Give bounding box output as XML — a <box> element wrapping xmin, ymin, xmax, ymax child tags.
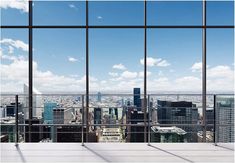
<box><xmin>147</xmin><ymin>1</ymin><xmax>202</xmax><ymax>25</ymax></box>
<box><xmin>89</xmin><ymin>1</ymin><xmax>144</xmax><ymax>26</ymax></box>
<box><xmin>1</xmin><ymin>1</ymin><xmax>28</xmax><ymax>25</ymax></box>
<box><xmin>33</xmin><ymin>29</ymin><xmax>85</xmax><ymax>93</ymax></box>
<box><xmin>33</xmin><ymin>1</ymin><xmax>85</xmax><ymax>25</ymax></box>
<box><xmin>207</xmin><ymin>29</ymin><xmax>234</xmax><ymax>93</ymax></box>
<box><xmin>89</xmin><ymin>29</ymin><xmax>144</xmax><ymax>142</ymax></box>
<box><xmin>207</xmin><ymin>1</ymin><xmax>234</xmax><ymax>25</ymax></box>
<box><xmin>147</xmin><ymin>29</ymin><xmax>202</xmax><ymax>93</ymax></box>
<box><xmin>1</xmin><ymin>29</ymin><xmax>28</xmax><ymax>142</ymax></box>
<box><xmin>89</xmin><ymin>29</ymin><xmax>144</xmax><ymax>93</ymax></box>
<box><xmin>1</xmin><ymin>29</ymin><xmax>28</xmax><ymax>93</ymax></box>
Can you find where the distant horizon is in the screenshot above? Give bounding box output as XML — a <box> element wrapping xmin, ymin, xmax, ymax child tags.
<box><xmin>1</xmin><ymin>90</ymin><xmax>234</xmax><ymax>95</ymax></box>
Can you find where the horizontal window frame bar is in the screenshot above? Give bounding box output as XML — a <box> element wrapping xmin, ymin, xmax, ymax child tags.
<box><xmin>1</xmin><ymin>25</ymin><xmax>234</xmax><ymax>29</ymax></box>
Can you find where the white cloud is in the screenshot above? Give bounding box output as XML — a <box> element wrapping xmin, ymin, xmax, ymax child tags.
<box><xmin>207</xmin><ymin>65</ymin><xmax>233</xmax><ymax>78</ymax></box>
<box><xmin>69</xmin><ymin>4</ymin><xmax>76</xmax><ymax>8</ymax></box>
<box><xmin>112</xmin><ymin>63</ymin><xmax>126</xmax><ymax>70</ymax></box>
<box><xmin>1</xmin><ymin>54</ymin><xmax>18</xmax><ymax>61</ymax></box>
<box><xmin>191</xmin><ymin>62</ymin><xmax>234</xmax><ymax>90</ymax></box>
<box><xmin>140</xmin><ymin>57</ymin><xmax>170</xmax><ymax>67</ymax></box>
<box><xmin>138</xmin><ymin>71</ymin><xmax>151</xmax><ymax>78</ymax></box>
<box><xmin>191</xmin><ymin>62</ymin><xmax>211</xmax><ymax>72</ymax></box>
<box><xmin>1</xmin><ymin>57</ymin><xmax>87</xmax><ymax>93</ymax></box>
<box><xmin>191</xmin><ymin>62</ymin><xmax>202</xmax><ymax>72</ymax></box>
<box><xmin>108</xmin><ymin>72</ymin><xmax>118</xmax><ymax>77</ymax></box>
<box><xmin>97</xmin><ymin>16</ymin><xmax>103</xmax><ymax>19</ymax></box>
<box><xmin>174</xmin><ymin>76</ymin><xmax>202</xmax><ymax>91</ymax></box>
<box><xmin>0</xmin><ymin>40</ymin><xmax>86</xmax><ymax>93</ymax></box>
<box><xmin>0</xmin><ymin>0</ymin><xmax>28</xmax><ymax>12</ymax></box>
<box><xmin>158</xmin><ymin>70</ymin><xmax>163</xmax><ymax>76</ymax></box>
<box><xmin>121</xmin><ymin>71</ymin><xmax>138</xmax><ymax>79</ymax></box>
<box><xmin>1</xmin><ymin>37</ymin><xmax>233</xmax><ymax>93</ymax></box>
<box><xmin>68</xmin><ymin>56</ymin><xmax>78</xmax><ymax>62</ymax></box>
<box><xmin>100</xmin><ymin>80</ymin><xmax>107</xmax><ymax>84</ymax></box>
<box><xmin>69</xmin><ymin>74</ymin><xmax>79</xmax><ymax>78</ymax></box>
<box><xmin>157</xmin><ymin>60</ymin><xmax>170</xmax><ymax>67</ymax></box>
<box><xmin>68</xmin><ymin>4</ymin><xmax>78</xmax><ymax>10</ymax></box>
<box><xmin>8</xmin><ymin>46</ymin><xmax>14</xmax><ymax>54</ymax></box>
<box><xmin>0</xmin><ymin>38</ymin><xmax>28</xmax><ymax>51</ymax></box>
<box><xmin>0</xmin><ymin>48</ymin><xmax>3</xmax><ymax>57</ymax></box>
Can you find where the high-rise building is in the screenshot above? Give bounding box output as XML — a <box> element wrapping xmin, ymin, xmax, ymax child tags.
<box><xmin>206</xmin><ymin>108</ymin><xmax>214</xmax><ymax>131</ymax></box>
<box><xmin>97</xmin><ymin>92</ymin><xmax>101</xmax><ymax>102</ymax></box>
<box><xmin>0</xmin><ymin>107</ymin><xmax>5</xmax><ymax>118</ymax></box>
<box><xmin>53</xmin><ymin>108</ymin><xmax>74</xmax><ymax>124</ymax></box>
<box><xmin>23</xmin><ymin>84</ymin><xmax>42</xmax><ymax>119</ymax></box>
<box><xmin>216</xmin><ymin>97</ymin><xmax>234</xmax><ymax>142</ymax></box>
<box><xmin>109</xmin><ymin>108</ymin><xmax>118</xmax><ymax>120</ymax></box>
<box><xmin>6</xmin><ymin>103</ymin><xmax>23</xmax><ymax>117</ymax></box>
<box><xmin>133</xmin><ymin>88</ymin><xmax>141</xmax><ymax>111</ymax></box>
<box><xmin>52</xmin><ymin>108</ymin><xmax>75</xmax><ymax>142</ymax></box>
<box><xmin>44</xmin><ymin>103</ymin><xmax>57</xmax><ymax>124</ymax></box>
<box><xmin>25</xmin><ymin>117</ymin><xmax>43</xmax><ymax>142</ymax></box>
<box><xmin>157</xmin><ymin>100</ymin><xmax>199</xmax><ymax>142</ymax></box>
<box><xmin>127</xmin><ymin>110</ymin><xmax>149</xmax><ymax>142</ymax></box>
<box><xmin>1</xmin><ymin>117</ymin><xmax>15</xmax><ymax>142</ymax></box>
<box><xmin>94</xmin><ymin>108</ymin><xmax>102</xmax><ymax>129</ymax></box>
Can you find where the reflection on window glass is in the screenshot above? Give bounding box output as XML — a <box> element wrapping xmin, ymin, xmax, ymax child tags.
<box><xmin>147</xmin><ymin>1</ymin><xmax>202</xmax><ymax>25</ymax></box>
<box><xmin>207</xmin><ymin>1</ymin><xmax>234</xmax><ymax>25</ymax></box>
<box><xmin>1</xmin><ymin>29</ymin><xmax>28</xmax><ymax>93</ymax></box>
<box><xmin>147</xmin><ymin>29</ymin><xmax>202</xmax><ymax>93</ymax></box>
<box><xmin>33</xmin><ymin>29</ymin><xmax>85</xmax><ymax>93</ymax></box>
<box><xmin>89</xmin><ymin>1</ymin><xmax>144</xmax><ymax>26</ymax></box>
<box><xmin>89</xmin><ymin>29</ymin><xmax>144</xmax><ymax>93</ymax></box>
<box><xmin>33</xmin><ymin>1</ymin><xmax>85</xmax><ymax>25</ymax></box>
<box><xmin>207</xmin><ymin>29</ymin><xmax>234</xmax><ymax>93</ymax></box>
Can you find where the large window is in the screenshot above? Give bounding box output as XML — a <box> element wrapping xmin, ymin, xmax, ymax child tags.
<box><xmin>147</xmin><ymin>29</ymin><xmax>202</xmax><ymax>92</ymax></box>
<box><xmin>33</xmin><ymin>1</ymin><xmax>86</xmax><ymax>25</ymax></box>
<box><xmin>33</xmin><ymin>29</ymin><xmax>86</xmax><ymax>93</ymax></box>
<box><xmin>147</xmin><ymin>1</ymin><xmax>202</xmax><ymax>25</ymax></box>
<box><xmin>1</xmin><ymin>0</ymin><xmax>234</xmax><ymax>143</ymax></box>
<box><xmin>89</xmin><ymin>29</ymin><xmax>144</xmax><ymax>93</ymax></box>
<box><xmin>207</xmin><ymin>29</ymin><xmax>234</xmax><ymax>93</ymax></box>
<box><xmin>89</xmin><ymin>1</ymin><xmax>144</xmax><ymax>26</ymax></box>
<box><xmin>1</xmin><ymin>29</ymin><xmax>28</xmax><ymax>93</ymax></box>
<box><xmin>1</xmin><ymin>1</ymin><xmax>234</xmax><ymax>95</ymax></box>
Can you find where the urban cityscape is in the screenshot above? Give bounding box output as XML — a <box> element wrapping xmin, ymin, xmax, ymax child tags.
<box><xmin>1</xmin><ymin>86</ymin><xmax>234</xmax><ymax>143</ymax></box>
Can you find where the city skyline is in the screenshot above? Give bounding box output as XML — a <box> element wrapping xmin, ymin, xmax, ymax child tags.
<box><xmin>1</xmin><ymin>1</ymin><xmax>234</xmax><ymax>93</ymax></box>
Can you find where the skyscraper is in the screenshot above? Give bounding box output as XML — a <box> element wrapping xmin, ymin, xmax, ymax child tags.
<box><xmin>109</xmin><ymin>108</ymin><xmax>118</xmax><ymax>120</ymax></box>
<box><xmin>216</xmin><ymin>97</ymin><xmax>234</xmax><ymax>142</ymax></box>
<box><xmin>0</xmin><ymin>107</ymin><xmax>5</xmax><ymax>118</ymax></box>
<box><xmin>44</xmin><ymin>103</ymin><xmax>57</xmax><ymax>124</ymax></box>
<box><xmin>6</xmin><ymin>103</ymin><xmax>23</xmax><ymax>117</ymax></box>
<box><xmin>53</xmin><ymin>108</ymin><xmax>74</xmax><ymax>125</ymax></box>
<box><xmin>97</xmin><ymin>92</ymin><xmax>102</xmax><ymax>102</ymax></box>
<box><xmin>133</xmin><ymin>88</ymin><xmax>141</xmax><ymax>111</ymax></box>
<box><xmin>94</xmin><ymin>108</ymin><xmax>102</xmax><ymax>129</ymax></box>
<box><xmin>128</xmin><ymin>110</ymin><xmax>149</xmax><ymax>142</ymax></box>
<box><xmin>52</xmin><ymin>108</ymin><xmax>75</xmax><ymax>142</ymax></box>
<box><xmin>157</xmin><ymin>100</ymin><xmax>199</xmax><ymax>142</ymax></box>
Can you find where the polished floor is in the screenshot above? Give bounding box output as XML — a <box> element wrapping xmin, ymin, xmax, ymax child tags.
<box><xmin>1</xmin><ymin>143</ymin><xmax>234</xmax><ymax>163</ymax></box>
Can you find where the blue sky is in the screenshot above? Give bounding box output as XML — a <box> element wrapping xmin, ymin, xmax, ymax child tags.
<box><xmin>0</xmin><ymin>1</ymin><xmax>234</xmax><ymax>93</ymax></box>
